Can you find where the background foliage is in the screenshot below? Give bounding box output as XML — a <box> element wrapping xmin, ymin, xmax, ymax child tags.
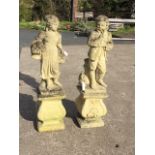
<box><xmin>20</xmin><ymin>0</ymin><xmax>71</xmax><ymax>21</ymax></box>
<box><xmin>19</xmin><ymin>0</ymin><xmax>135</xmax><ymax>22</ymax></box>
<box><xmin>92</xmin><ymin>0</ymin><xmax>135</xmax><ymax>18</ymax></box>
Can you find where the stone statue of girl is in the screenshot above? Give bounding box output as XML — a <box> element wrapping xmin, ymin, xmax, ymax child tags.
<box><xmin>31</xmin><ymin>15</ymin><xmax>68</xmax><ymax>94</ymax></box>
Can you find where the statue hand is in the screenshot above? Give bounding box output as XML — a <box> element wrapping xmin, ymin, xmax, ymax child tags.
<box><xmin>62</xmin><ymin>50</ymin><xmax>68</xmax><ymax>57</ymax></box>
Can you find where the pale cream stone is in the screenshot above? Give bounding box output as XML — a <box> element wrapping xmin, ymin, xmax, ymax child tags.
<box><xmin>76</xmin><ymin>15</ymin><xmax>113</xmax><ymax>128</ymax></box>
<box><xmin>79</xmin><ymin>15</ymin><xmax>113</xmax><ymax>90</ymax></box>
<box><xmin>76</xmin><ymin>90</ymin><xmax>107</xmax><ymax>128</ymax></box>
<box><xmin>31</xmin><ymin>15</ymin><xmax>67</xmax><ymax>93</ymax></box>
<box><xmin>31</xmin><ymin>15</ymin><xmax>67</xmax><ymax>132</ymax></box>
<box><xmin>37</xmin><ymin>95</ymin><xmax>66</xmax><ymax>132</ymax></box>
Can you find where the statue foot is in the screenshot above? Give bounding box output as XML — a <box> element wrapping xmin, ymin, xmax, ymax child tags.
<box><xmin>90</xmin><ymin>82</ymin><xmax>98</xmax><ymax>89</ymax></box>
<box><xmin>47</xmin><ymin>86</ymin><xmax>53</xmax><ymax>91</ymax></box>
<box><xmin>54</xmin><ymin>80</ymin><xmax>62</xmax><ymax>88</ymax></box>
<box><xmin>39</xmin><ymin>80</ymin><xmax>46</xmax><ymax>91</ymax></box>
<box><xmin>47</xmin><ymin>80</ymin><xmax>54</xmax><ymax>91</ymax></box>
<box><xmin>98</xmin><ymin>80</ymin><xmax>107</xmax><ymax>88</ymax></box>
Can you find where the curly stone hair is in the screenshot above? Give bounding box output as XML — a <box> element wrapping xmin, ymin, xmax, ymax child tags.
<box><xmin>96</xmin><ymin>15</ymin><xmax>109</xmax><ymax>25</ymax></box>
<box><xmin>45</xmin><ymin>15</ymin><xmax>60</xmax><ymax>27</ymax></box>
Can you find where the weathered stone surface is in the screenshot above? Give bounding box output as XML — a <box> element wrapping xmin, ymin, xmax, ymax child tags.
<box><xmin>37</xmin><ymin>95</ymin><xmax>66</xmax><ymax>132</ymax></box>
<box><xmin>82</xmin><ymin>88</ymin><xmax>108</xmax><ymax>98</ymax></box>
<box><xmin>31</xmin><ymin>15</ymin><xmax>67</xmax><ymax>95</ymax></box>
<box><xmin>30</xmin><ymin>15</ymin><xmax>68</xmax><ymax>132</ymax></box>
<box><xmin>77</xmin><ymin>117</ymin><xmax>105</xmax><ymax>128</ymax></box>
<box><xmin>75</xmin><ymin>15</ymin><xmax>113</xmax><ymax>128</ymax></box>
<box><xmin>76</xmin><ymin>90</ymin><xmax>107</xmax><ymax>128</ymax></box>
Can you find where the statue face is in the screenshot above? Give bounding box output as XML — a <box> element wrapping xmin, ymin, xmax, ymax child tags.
<box><xmin>97</xmin><ymin>21</ymin><xmax>107</xmax><ymax>31</ymax></box>
<box><xmin>47</xmin><ymin>21</ymin><xmax>59</xmax><ymax>31</ymax></box>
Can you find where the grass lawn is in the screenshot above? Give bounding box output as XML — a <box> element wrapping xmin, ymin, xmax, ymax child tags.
<box><xmin>112</xmin><ymin>25</ymin><xmax>135</xmax><ymax>38</ymax></box>
<box><xmin>19</xmin><ymin>21</ymin><xmax>134</xmax><ymax>38</ymax></box>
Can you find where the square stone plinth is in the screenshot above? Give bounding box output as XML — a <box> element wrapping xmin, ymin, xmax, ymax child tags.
<box><xmin>38</xmin><ymin>119</ymin><xmax>65</xmax><ymax>132</ymax></box>
<box><xmin>83</xmin><ymin>88</ymin><xmax>108</xmax><ymax>99</ymax></box>
<box><xmin>37</xmin><ymin>94</ymin><xmax>66</xmax><ymax>132</ymax></box>
<box><xmin>75</xmin><ymin>88</ymin><xmax>107</xmax><ymax>129</ymax></box>
<box><xmin>77</xmin><ymin>117</ymin><xmax>105</xmax><ymax>128</ymax></box>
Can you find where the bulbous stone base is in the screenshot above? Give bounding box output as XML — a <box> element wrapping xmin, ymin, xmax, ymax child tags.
<box><xmin>37</xmin><ymin>94</ymin><xmax>66</xmax><ymax>132</ymax></box>
<box><xmin>77</xmin><ymin>117</ymin><xmax>105</xmax><ymax>128</ymax></box>
<box><xmin>75</xmin><ymin>88</ymin><xmax>107</xmax><ymax>128</ymax></box>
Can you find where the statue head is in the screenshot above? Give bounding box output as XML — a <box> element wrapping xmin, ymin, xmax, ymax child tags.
<box><xmin>95</xmin><ymin>15</ymin><xmax>109</xmax><ymax>31</ymax></box>
<box><xmin>45</xmin><ymin>15</ymin><xmax>60</xmax><ymax>31</ymax></box>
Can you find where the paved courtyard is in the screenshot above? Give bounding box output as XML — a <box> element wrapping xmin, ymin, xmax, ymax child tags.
<box><xmin>19</xmin><ymin>30</ymin><xmax>135</xmax><ymax>155</ymax></box>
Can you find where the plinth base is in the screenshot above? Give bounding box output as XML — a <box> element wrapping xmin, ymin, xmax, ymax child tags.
<box><xmin>37</xmin><ymin>93</ymin><xmax>66</xmax><ymax>132</ymax></box>
<box><xmin>75</xmin><ymin>88</ymin><xmax>107</xmax><ymax>129</ymax></box>
<box><xmin>77</xmin><ymin>117</ymin><xmax>104</xmax><ymax>128</ymax></box>
<box><xmin>38</xmin><ymin>120</ymin><xmax>65</xmax><ymax>132</ymax></box>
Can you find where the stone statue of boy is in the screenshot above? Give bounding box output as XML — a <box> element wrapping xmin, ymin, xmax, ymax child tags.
<box><xmin>76</xmin><ymin>15</ymin><xmax>113</xmax><ymax>128</ymax></box>
<box><xmin>86</xmin><ymin>15</ymin><xmax>113</xmax><ymax>89</ymax></box>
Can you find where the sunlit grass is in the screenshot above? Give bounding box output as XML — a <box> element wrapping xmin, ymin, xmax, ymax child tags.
<box><xmin>20</xmin><ymin>21</ymin><xmax>135</xmax><ymax>37</ymax></box>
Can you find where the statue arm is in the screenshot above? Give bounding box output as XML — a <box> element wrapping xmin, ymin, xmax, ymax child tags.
<box><xmin>106</xmin><ymin>32</ymin><xmax>113</xmax><ymax>51</ymax></box>
<box><xmin>57</xmin><ymin>34</ymin><xmax>63</xmax><ymax>53</ymax></box>
<box><xmin>31</xmin><ymin>31</ymin><xmax>46</xmax><ymax>59</ymax></box>
<box><xmin>88</xmin><ymin>31</ymin><xmax>103</xmax><ymax>47</ymax></box>
<box><xmin>34</xmin><ymin>31</ymin><xmax>45</xmax><ymax>42</ymax></box>
<box><xmin>31</xmin><ymin>31</ymin><xmax>46</xmax><ymax>48</ymax></box>
<box><xmin>31</xmin><ymin>31</ymin><xmax>46</xmax><ymax>50</ymax></box>
<box><xmin>57</xmin><ymin>33</ymin><xmax>68</xmax><ymax>56</ymax></box>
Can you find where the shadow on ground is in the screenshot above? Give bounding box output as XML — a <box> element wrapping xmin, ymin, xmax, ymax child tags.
<box><xmin>19</xmin><ymin>72</ymin><xmax>79</xmax><ymax>128</ymax></box>
<box><xmin>62</xmin><ymin>99</ymin><xmax>79</xmax><ymax>127</ymax></box>
<box><xmin>19</xmin><ymin>93</ymin><xmax>38</xmax><ymax>131</ymax></box>
<box><xmin>19</xmin><ymin>72</ymin><xmax>38</xmax><ymax>93</ymax></box>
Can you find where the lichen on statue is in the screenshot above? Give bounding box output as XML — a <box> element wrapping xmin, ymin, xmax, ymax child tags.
<box><xmin>79</xmin><ymin>15</ymin><xmax>113</xmax><ymax>90</ymax></box>
<box><xmin>31</xmin><ymin>15</ymin><xmax>67</xmax><ymax>96</ymax></box>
